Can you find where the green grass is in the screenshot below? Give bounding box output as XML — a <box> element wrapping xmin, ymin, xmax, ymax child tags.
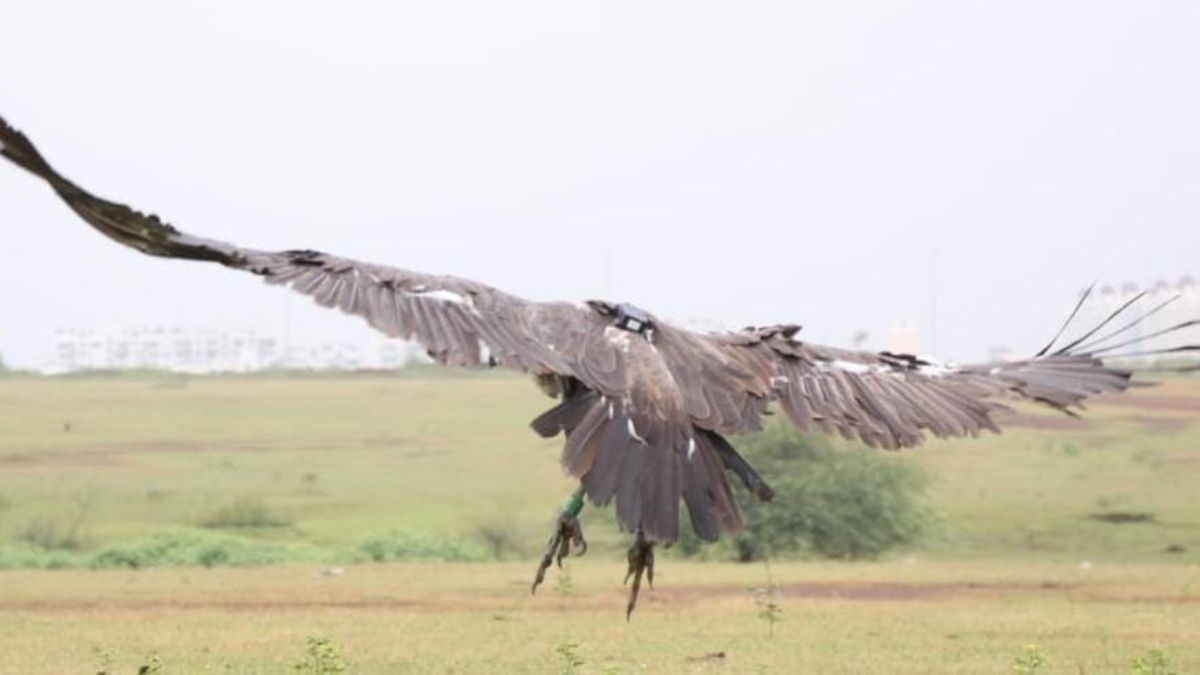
<box><xmin>2</xmin><ymin>372</ymin><xmax>1197</xmax><ymax>565</ymax></box>
<box><xmin>0</xmin><ymin>561</ymin><xmax>1196</xmax><ymax>673</ymax></box>
<box><xmin>0</xmin><ymin>371</ymin><xmax>1198</xmax><ymax>671</ymax></box>
<box><xmin>0</xmin><ymin>372</ymin><xmax>582</xmax><ymax>562</ymax></box>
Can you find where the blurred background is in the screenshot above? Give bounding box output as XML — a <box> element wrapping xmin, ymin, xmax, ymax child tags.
<box><xmin>1</xmin><ymin>2</ymin><xmax>1198</xmax><ymax>673</ymax></box>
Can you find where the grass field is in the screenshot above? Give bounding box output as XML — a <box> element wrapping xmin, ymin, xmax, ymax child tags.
<box><xmin>1</xmin><ymin>371</ymin><xmax>1198</xmax><ymax>672</ymax></box>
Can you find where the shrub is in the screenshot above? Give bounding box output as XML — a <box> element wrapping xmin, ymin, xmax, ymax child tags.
<box><xmin>676</xmin><ymin>424</ymin><xmax>929</xmax><ymax>561</ymax></box>
<box><xmin>19</xmin><ymin>516</ymin><xmax>86</xmax><ymax>551</ymax></box>
<box><xmin>17</xmin><ymin>491</ymin><xmax>96</xmax><ymax>551</ymax></box>
<box><xmin>1132</xmin><ymin>649</ymin><xmax>1176</xmax><ymax>675</ymax></box>
<box><xmin>0</xmin><ymin>544</ymin><xmax>77</xmax><ymax>570</ymax></box>
<box><xmin>554</xmin><ymin>641</ymin><xmax>584</xmax><ymax>675</ymax></box>
<box><xmin>294</xmin><ymin>636</ymin><xmax>347</xmax><ymax>674</ymax></box>
<box><xmin>199</xmin><ymin>496</ymin><xmax>292</xmax><ymax>529</ymax></box>
<box><xmin>1013</xmin><ymin>644</ymin><xmax>1045</xmax><ymax>674</ymax></box>
<box><xmin>89</xmin><ymin>530</ymin><xmax>321</xmax><ymax>569</ymax></box>
<box><xmin>351</xmin><ymin>530</ymin><xmax>487</xmax><ymax>563</ymax></box>
<box><xmin>470</xmin><ymin>516</ymin><xmax>525</xmax><ymax>560</ymax></box>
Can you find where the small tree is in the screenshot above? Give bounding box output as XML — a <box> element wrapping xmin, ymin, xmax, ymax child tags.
<box><xmin>677</xmin><ymin>424</ymin><xmax>929</xmax><ymax>561</ymax></box>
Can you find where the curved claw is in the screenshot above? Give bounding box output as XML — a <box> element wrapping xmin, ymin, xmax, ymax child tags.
<box><xmin>624</xmin><ymin>530</ymin><xmax>655</xmax><ymax>620</ymax></box>
<box><xmin>531</xmin><ymin>513</ymin><xmax>587</xmax><ymax>595</ymax></box>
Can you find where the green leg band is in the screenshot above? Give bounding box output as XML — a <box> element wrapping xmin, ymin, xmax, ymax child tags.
<box><xmin>561</xmin><ymin>486</ymin><xmax>585</xmax><ymax>518</ymax></box>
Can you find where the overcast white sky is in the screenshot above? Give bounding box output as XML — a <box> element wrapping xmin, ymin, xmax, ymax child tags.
<box><xmin>1</xmin><ymin>1</ymin><xmax>1197</xmax><ymax>368</ymax></box>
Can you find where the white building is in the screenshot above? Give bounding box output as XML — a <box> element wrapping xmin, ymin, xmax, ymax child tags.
<box><xmin>47</xmin><ymin>326</ymin><xmax>423</xmax><ymax>373</ymax></box>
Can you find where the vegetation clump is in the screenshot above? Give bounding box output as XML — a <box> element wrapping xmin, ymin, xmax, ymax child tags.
<box><xmin>352</xmin><ymin>530</ymin><xmax>487</xmax><ymax>563</ymax></box>
<box><xmin>1132</xmin><ymin>648</ymin><xmax>1176</xmax><ymax>675</ymax></box>
<box><xmin>554</xmin><ymin>641</ymin><xmax>584</xmax><ymax>675</ymax></box>
<box><xmin>676</xmin><ymin>424</ymin><xmax>929</xmax><ymax>561</ymax></box>
<box><xmin>200</xmin><ymin>496</ymin><xmax>292</xmax><ymax>529</ymax></box>
<box><xmin>1013</xmin><ymin>644</ymin><xmax>1045</xmax><ymax>674</ymax></box>
<box><xmin>294</xmin><ymin>636</ymin><xmax>348</xmax><ymax>674</ymax></box>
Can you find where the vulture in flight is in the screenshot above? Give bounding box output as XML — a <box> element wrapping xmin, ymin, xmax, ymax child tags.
<box><xmin>2</xmin><ymin>114</ymin><xmax>1194</xmax><ymax>617</ymax></box>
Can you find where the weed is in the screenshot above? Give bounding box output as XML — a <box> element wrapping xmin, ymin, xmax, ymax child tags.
<box><xmin>93</xmin><ymin>646</ymin><xmax>116</xmax><ymax>675</ymax></box>
<box><xmin>555</xmin><ymin>565</ymin><xmax>576</xmax><ymax>598</ymax></box>
<box><xmin>554</xmin><ymin>641</ymin><xmax>584</xmax><ymax>675</ymax></box>
<box><xmin>138</xmin><ymin>654</ymin><xmax>164</xmax><ymax>674</ymax></box>
<box><xmin>1013</xmin><ymin>644</ymin><xmax>1045</xmax><ymax>674</ymax></box>
<box><xmin>753</xmin><ymin>560</ymin><xmax>783</xmax><ymax>638</ymax></box>
<box><xmin>294</xmin><ymin>636</ymin><xmax>347</xmax><ymax>674</ymax></box>
<box><xmin>1132</xmin><ymin>648</ymin><xmax>1175</xmax><ymax>675</ymax></box>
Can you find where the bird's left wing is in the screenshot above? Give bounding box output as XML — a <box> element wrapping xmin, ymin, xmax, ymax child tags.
<box><xmin>0</xmin><ymin>115</ymin><xmax>620</xmax><ymax>385</ymax></box>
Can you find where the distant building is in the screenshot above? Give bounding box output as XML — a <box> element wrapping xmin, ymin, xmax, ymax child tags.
<box><xmin>46</xmin><ymin>326</ymin><xmax>423</xmax><ymax>374</ymax></box>
<box><xmin>988</xmin><ymin>345</ymin><xmax>1020</xmax><ymax>363</ymax></box>
<box><xmin>887</xmin><ymin>321</ymin><xmax>921</xmax><ymax>355</ymax></box>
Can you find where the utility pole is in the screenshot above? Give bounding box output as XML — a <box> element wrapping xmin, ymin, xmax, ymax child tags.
<box><xmin>282</xmin><ymin>290</ymin><xmax>292</xmax><ymax>367</ymax></box>
<box><xmin>929</xmin><ymin>246</ymin><xmax>939</xmax><ymax>356</ymax></box>
<box><xmin>603</xmin><ymin>249</ymin><xmax>615</xmax><ymax>299</ymax></box>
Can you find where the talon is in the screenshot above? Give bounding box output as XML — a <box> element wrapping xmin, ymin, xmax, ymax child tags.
<box><xmin>531</xmin><ymin>509</ymin><xmax>587</xmax><ymax>595</ymax></box>
<box><xmin>624</xmin><ymin>530</ymin><xmax>655</xmax><ymax>619</ymax></box>
<box><xmin>570</xmin><ymin>521</ymin><xmax>588</xmax><ymax>557</ymax></box>
<box><xmin>646</xmin><ymin>547</ymin><xmax>654</xmax><ymax>590</ymax></box>
<box><xmin>555</xmin><ymin>532</ymin><xmax>570</xmax><ymax>568</ymax></box>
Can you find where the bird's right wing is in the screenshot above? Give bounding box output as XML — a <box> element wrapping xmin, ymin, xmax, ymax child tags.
<box><xmin>0</xmin><ymin>114</ymin><xmax>624</xmax><ymax>388</ymax></box>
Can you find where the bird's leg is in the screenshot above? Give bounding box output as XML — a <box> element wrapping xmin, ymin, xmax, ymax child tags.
<box><xmin>530</xmin><ymin>485</ymin><xmax>587</xmax><ymax>594</ymax></box>
<box><xmin>624</xmin><ymin>529</ymin><xmax>655</xmax><ymax>619</ymax></box>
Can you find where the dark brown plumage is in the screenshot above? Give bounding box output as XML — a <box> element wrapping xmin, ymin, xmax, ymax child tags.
<box><xmin>3</xmin><ymin>114</ymin><xmax>1194</xmax><ymax>595</ymax></box>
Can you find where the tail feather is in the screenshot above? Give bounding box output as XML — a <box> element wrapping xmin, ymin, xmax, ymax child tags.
<box><xmin>531</xmin><ymin>390</ymin><xmax>750</xmax><ymax>544</ymax></box>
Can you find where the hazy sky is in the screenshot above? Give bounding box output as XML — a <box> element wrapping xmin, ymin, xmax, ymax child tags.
<box><xmin>2</xmin><ymin>1</ymin><xmax>1197</xmax><ymax>368</ymax></box>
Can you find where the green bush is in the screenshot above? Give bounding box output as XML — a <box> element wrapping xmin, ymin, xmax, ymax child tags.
<box><xmin>199</xmin><ymin>496</ymin><xmax>292</xmax><ymax>529</ymax></box>
<box><xmin>16</xmin><ymin>491</ymin><xmax>97</xmax><ymax>551</ymax></box>
<box><xmin>1132</xmin><ymin>648</ymin><xmax>1176</xmax><ymax>675</ymax></box>
<box><xmin>294</xmin><ymin>636</ymin><xmax>348</xmax><ymax>674</ymax></box>
<box><xmin>0</xmin><ymin>544</ymin><xmax>77</xmax><ymax>570</ymax></box>
<box><xmin>89</xmin><ymin>530</ymin><xmax>323</xmax><ymax>569</ymax></box>
<box><xmin>18</xmin><ymin>516</ymin><xmax>89</xmax><ymax>551</ymax></box>
<box><xmin>676</xmin><ymin>424</ymin><xmax>929</xmax><ymax>561</ymax></box>
<box><xmin>350</xmin><ymin>530</ymin><xmax>487</xmax><ymax>563</ymax></box>
<box><xmin>470</xmin><ymin>516</ymin><xmax>526</xmax><ymax>560</ymax></box>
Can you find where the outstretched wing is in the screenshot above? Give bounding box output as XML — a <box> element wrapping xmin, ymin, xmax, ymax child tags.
<box><xmin>1</xmin><ymin>114</ymin><xmax>713</xmax><ymax>544</ymax></box>
<box><xmin>0</xmin><ymin>114</ymin><xmax>630</xmax><ymax>387</ymax></box>
<box><xmin>657</xmin><ymin>289</ymin><xmax>1197</xmax><ymax>449</ymax></box>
